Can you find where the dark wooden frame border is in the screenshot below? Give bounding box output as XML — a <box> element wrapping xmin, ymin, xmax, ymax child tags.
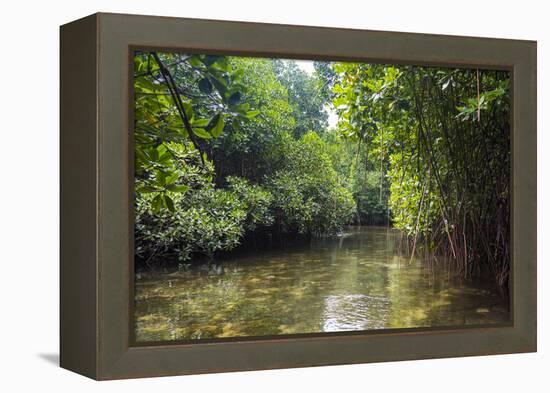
<box><xmin>60</xmin><ymin>12</ymin><xmax>537</xmax><ymax>380</ymax></box>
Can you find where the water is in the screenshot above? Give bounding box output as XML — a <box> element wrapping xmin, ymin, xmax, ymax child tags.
<box><xmin>134</xmin><ymin>227</ymin><xmax>509</xmax><ymax>342</ymax></box>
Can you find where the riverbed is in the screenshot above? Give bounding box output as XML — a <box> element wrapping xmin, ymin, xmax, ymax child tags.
<box><xmin>134</xmin><ymin>226</ymin><xmax>509</xmax><ymax>342</ymax></box>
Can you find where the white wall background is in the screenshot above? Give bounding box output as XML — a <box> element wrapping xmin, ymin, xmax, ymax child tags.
<box><xmin>0</xmin><ymin>0</ymin><xmax>546</xmax><ymax>390</ymax></box>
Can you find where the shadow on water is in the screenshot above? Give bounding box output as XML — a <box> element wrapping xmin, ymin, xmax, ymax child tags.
<box><xmin>134</xmin><ymin>226</ymin><xmax>510</xmax><ymax>342</ymax></box>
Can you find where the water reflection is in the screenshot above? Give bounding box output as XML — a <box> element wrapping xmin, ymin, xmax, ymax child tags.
<box><xmin>134</xmin><ymin>227</ymin><xmax>509</xmax><ymax>342</ymax></box>
<box><xmin>323</xmin><ymin>294</ymin><xmax>390</xmax><ymax>331</ymax></box>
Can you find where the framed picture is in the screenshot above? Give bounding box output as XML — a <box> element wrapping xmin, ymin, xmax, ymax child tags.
<box><xmin>60</xmin><ymin>12</ymin><xmax>537</xmax><ymax>380</ymax></box>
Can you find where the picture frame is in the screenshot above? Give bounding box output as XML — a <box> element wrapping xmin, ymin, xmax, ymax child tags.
<box><xmin>60</xmin><ymin>12</ymin><xmax>537</xmax><ymax>380</ymax></box>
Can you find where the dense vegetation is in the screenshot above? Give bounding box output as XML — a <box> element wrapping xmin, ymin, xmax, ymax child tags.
<box><xmin>134</xmin><ymin>52</ymin><xmax>510</xmax><ymax>287</ymax></box>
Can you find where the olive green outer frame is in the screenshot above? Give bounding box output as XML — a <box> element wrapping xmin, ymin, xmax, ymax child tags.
<box><xmin>60</xmin><ymin>12</ymin><xmax>537</xmax><ymax>380</ymax></box>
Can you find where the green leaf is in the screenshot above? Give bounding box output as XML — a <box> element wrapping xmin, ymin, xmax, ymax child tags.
<box><xmin>192</xmin><ymin>128</ymin><xmax>212</xmax><ymax>139</ymax></box>
<box><xmin>150</xmin><ymin>148</ymin><xmax>159</xmax><ymax>161</ymax></box>
<box><xmin>134</xmin><ymin>56</ymin><xmax>146</xmax><ymax>73</ymax></box>
<box><xmin>135</xmin><ymin>149</ymin><xmax>148</xmax><ymax>164</ymax></box>
<box><xmin>165</xmin><ymin>172</ymin><xmax>179</xmax><ymax>185</ymax></box>
<box><xmin>232</xmin><ymin>103</ymin><xmax>250</xmax><ymax>115</ymax></box>
<box><xmin>191</xmin><ymin>118</ymin><xmax>210</xmax><ymax>127</ymax></box>
<box><xmin>151</xmin><ymin>194</ymin><xmax>163</xmax><ymax>213</ymax></box>
<box><xmin>231</xmin><ymin>121</ymin><xmax>241</xmax><ymax>133</ymax></box>
<box><xmin>144</xmin><ymin>112</ymin><xmax>158</xmax><ymax>126</ymax></box>
<box><xmin>206</xmin><ymin>56</ymin><xmax>229</xmax><ymax>72</ymax></box>
<box><xmin>228</xmin><ymin>92</ymin><xmax>242</xmax><ymax>106</ymax></box>
<box><xmin>139</xmin><ymin>185</ymin><xmax>159</xmax><ymax>193</ymax></box>
<box><xmin>202</xmin><ymin>55</ymin><xmax>221</xmax><ymax>66</ymax></box>
<box><xmin>209</xmin><ymin>75</ymin><xmax>228</xmax><ymax>99</ymax></box>
<box><xmin>479</xmin><ymin>95</ymin><xmax>486</xmax><ymax>106</ymax></box>
<box><xmin>245</xmin><ymin>110</ymin><xmax>260</xmax><ymax>119</ymax></box>
<box><xmin>167</xmin><ymin>184</ymin><xmax>189</xmax><ymax>193</ymax></box>
<box><xmin>198</xmin><ymin>78</ymin><xmax>213</xmax><ymax>94</ymax></box>
<box><xmin>163</xmin><ymin>195</ymin><xmax>175</xmax><ymax>212</ymax></box>
<box><xmin>156</xmin><ymin>171</ymin><xmax>166</xmax><ymax>186</ymax></box>
<box><xmin>231</xmin><ymin>68</ymin><xmax>244</xmax><ymax>81</ymax></box>
<box><xmin>187</xmin><ymin>56</ymin><xmax>203</xmax><ymax>68</ymax></box>
<box><xmin>181</xmin><ymin>101</ymin><xmax>194</xmax><ymax>119</ymax></box>
<box><xmin>207</xmin><ymin>113</ymin><xmax>224</xmax><ymax>138</ymax></box>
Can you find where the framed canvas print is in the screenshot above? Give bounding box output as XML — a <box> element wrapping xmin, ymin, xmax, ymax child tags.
<box><xmin>60</xmin><ymin>13</ymin><xmax>537</xmax><ymax>380</ymax></box>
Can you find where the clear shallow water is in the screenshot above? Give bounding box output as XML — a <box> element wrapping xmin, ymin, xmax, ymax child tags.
<box><xmin>134</xmin><ymin>227</ymin><xmax>509</xmax><ymax>342</ymax></box>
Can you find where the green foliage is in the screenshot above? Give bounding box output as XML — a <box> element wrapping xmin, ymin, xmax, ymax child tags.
<box><xmin>134</xmin><ymin>52</ymin><xmax>260</xmax><ymax>208</ymax></box>
<box><xmin>267</xmin><ymin>132</ymin><xmax>355</xmax><ymax>235</ymax></box>
<box><xmin>314</xmin><ymin>61</ymin><xmax>337</xmax><ymax>103</ymax></box>
<box><xmin>273</xmin><ymin>60</ymin><xmax>329</xmax><ymax>137</ymax></box>
<box><xmin>134</xmin><ymin>50</ymin><xmax>511</xmax><ymax>287</ymax></box>
<box><xmin>332</xmin><ymin>62</ymin><xmax>511</xmax><ymax>284</ymax></box>
<box><xmin>136</xmin><ymin>187</ymin><xmax>246</xmax><ymax>262</ymax></box>
<box><xmin>136</xmin><ymin>166</ymin><xmax>274</xmax><ymax>261</ymax></box>
<box><xmin>352</xmin><ymin>168</ymin><xmax>390</xmax><ymax>226</ymax></box>
<box><xmin>134</xmin><ymin>144</ymin><xmax>241</xmax><ymax>262</ymax></box>
<box><xmin>226</xmin><ymin>176</ymin><xmax>274</xmax><ymax>231</ymax></box>
<box><xmin>211</xmin><ymin>57</ymin><xmax>296</xmax><ymax>182</ymax></box>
